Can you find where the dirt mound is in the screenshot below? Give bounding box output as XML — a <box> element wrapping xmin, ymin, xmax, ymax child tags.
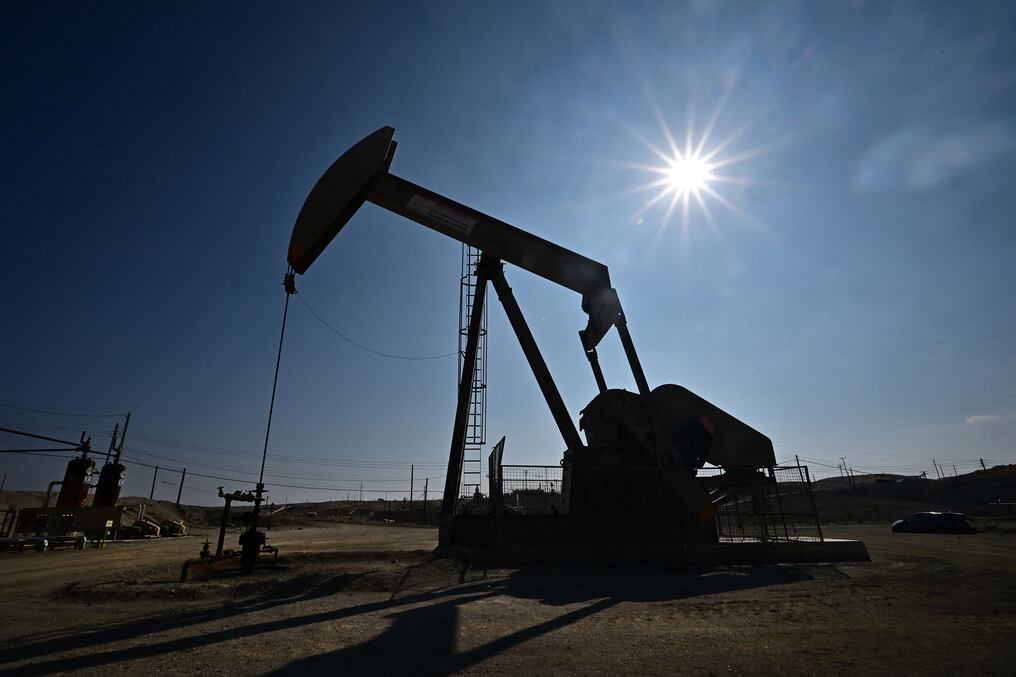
<box><xmin>0</xmin><ymin>490</ymin><xmax>49</xmax><ymax>511</ymax></box>
<box><xmin>117</xmin><ymin>496</ymin><xmax>222</xmax><ymax>527</ymax></box>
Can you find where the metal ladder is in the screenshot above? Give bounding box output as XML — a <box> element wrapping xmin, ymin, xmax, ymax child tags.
<box><xmin>459</xmin><ymin>244</ymin><xmax>487</xmax><ymax>500</ymax></box>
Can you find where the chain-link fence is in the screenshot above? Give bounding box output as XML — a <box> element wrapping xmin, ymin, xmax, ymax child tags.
<box><xmin>498</xmin><ymin>464</ymin><xmax>564</xmax><ymax>514</ymax></box>
<box><xmin>487</xmin><ymin>459</ymin><xmax>823</xmax><ymax>542</ymax></box>
<box><xmin>704</xmin><ymin>465</ymin><xmax>824</xmax><ymax>542</ymax></box>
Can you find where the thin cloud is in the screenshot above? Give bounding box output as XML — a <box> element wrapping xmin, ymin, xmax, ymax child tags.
<box><xmin>854</xmin><ymin>121</ymin><xmax>1016</xmax><ymax>193</ymax></box>
<box><xmin>966</xmin><ymin>414</ymin><xmax>1000</xmax><ymax>425</ymax></box>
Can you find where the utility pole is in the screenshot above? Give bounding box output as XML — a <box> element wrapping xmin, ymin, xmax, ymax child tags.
<box><xmin>105</xmin><ymin>422</ymin><xmax>120</xmax><ymax>464</ymax></box>
<box><xmin>150</xmin><ymin>465</ymin><xmax>159</xmax><ymax>499</ymax></box>
<box><xmin>410</xmin><ymin>465</ymin><xmax>414</xmax><ymax>512</ymax></box>
<box><xmin>794</xmin><ymin>454</ymin><xmax>801</xmax><ymax>468</ymax></box>
<box><xmin>980</xmin><ymin>458</ymin><xmax>987</xmax><ymax>470</ymax></box>
<box><xmin>0</xmin><ymin>473</ymin><xmax>6</xmax><ymax>491</ymax></box>
<box><xmin>176</xmin><ymin>468</ymin><xmax>187</xmax><ymax>505</ymax></box>
<box><xmin>952</xmin><ymin>464</ymin><xmax>958</xmax><ymax>477</ymax></box>
<box><xmin>932</xmin><ymin>460</ymin><xmax>941</xmax><ymax>479</ymax></box>
<box><xmin>359</xmin><ymin>482</ymin><xmax>363</xmax><ymax>505</ymax></box>
<box><xmin>423</xmin><ymin>478</ymin><xmax>429</xmax><ymax>522</ymax></box>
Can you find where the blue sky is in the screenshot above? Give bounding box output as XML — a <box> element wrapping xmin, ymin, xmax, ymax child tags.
<box><xmin>2</xmin><ymin>1</ymin><xmax>1015</xmax><ymax>503</ymax></box>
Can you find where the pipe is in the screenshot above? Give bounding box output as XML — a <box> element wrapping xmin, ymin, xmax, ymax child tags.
<box><xmin>216</xmin><ymin>496</ymin><xmax>232</xmax><ymax>559</ymax></box>
<box><xmin>43</xmin><ymin>481</ymin><xmax>62</xmax><ymax>508</ymax></box>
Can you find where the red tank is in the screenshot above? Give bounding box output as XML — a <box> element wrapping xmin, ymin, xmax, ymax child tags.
<box><xmin>56</xmin><ymin>455</ymin><xmax>95</xmax><ymax>508</ymax></box>
<box><xmin>93</xmin><ymin>462</ymin><xmax>127</xmax><ymax>507</ymax></box>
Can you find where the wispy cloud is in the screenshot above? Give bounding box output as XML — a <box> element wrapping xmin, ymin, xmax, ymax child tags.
<box><xmin>966</xmin><ymin>414</ymin><xmax>1001</xmax><ymax>425</ymax></box>
<box><xmin>854</xmin><ymin>121</ymin><xmax>1016</xmax><ymax>193</ymax></box>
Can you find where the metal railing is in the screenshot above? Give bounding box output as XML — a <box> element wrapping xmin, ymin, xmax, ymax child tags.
<box><xmin>487</xmin><ymin>459</ymin><xmax>823</xmax><ymax>542</ymax></box>
<box><xmin>704</xmin><ymin>465</ymin><xmax>824</xmax><ymax>543</ymax></box>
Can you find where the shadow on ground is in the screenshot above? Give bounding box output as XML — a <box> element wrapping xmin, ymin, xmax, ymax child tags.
<box><xmin>0</xmin><ymin>562</ymin><xmax>812</xmax><ymax>676</ymax></box>
<box><xmin>276</xmin><ymin>565</ymin><xmax>813</xmax><ymax>676</ymax></box>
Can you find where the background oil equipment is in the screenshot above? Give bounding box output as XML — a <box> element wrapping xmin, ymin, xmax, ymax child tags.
<box><xmin>56</xmin><ymin>448</ymin><xmax>95</xmax><ymax>509</ymax></box>
<box><xmin>93</xmin><ymin>416</ymin><xmax>129</xmax><ymax>508</ymax></box>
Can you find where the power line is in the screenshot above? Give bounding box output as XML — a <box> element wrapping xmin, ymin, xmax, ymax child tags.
<box><xmin>180</xmin><ymin>484</ymin><xmax>220</xmax><ymax>495</ymax></box>
<box><xmin>32</xmin><ymin>419</ymin><xmax>1003</xmax><ymax>471</ymax></box>
<box><xmin>123</xmin><ymin>454</ymin><xmax>438</xmax><ymax>495</ymax></box>
<box><xmin>8</xmin><ymin>450</ymin><xmax>79</xmax><ymax>460</ymax></box>
<box><xmin>13</xmin><ymin>416</ymin><xmax>1015</xmax><ymax>475</ymax></box>
<box><xmin>8</xmin><ymin>447</ymin><xmax>439</xmax><ymax>495</ymax></box>
<box><xmin>8</xmin><ymin>414</ymin><xmax>1011</xmax><ymax>489</ymax></box>
<box><xmin>297</xmin><ymin>292</ymin><xmax>457</xmax><ymax>361</ymax></box>
<box><xmin>117</xmin><ymin>432</ymin><xmax>445</xmax><ymax>468</ymax></box>
<box><xmin>124</xmin><ymin>447</ymin><xmax>435</xmax><ymax>483</ymax></box>
<box><xmin>2</xmin><ymin>422</ymin><xmax>446</xmax><ymax>469</ymax></box>
<box><xmin>0</xmin><ymin>446</ymin><xmax>84</xmax><ymax>454</ymax></box>
<box><xmin>122</xmin><ymin>435</ymin><xmax>430</xmax><ymax>468</ymax></box>
<box><xmin>797</xmin><ymin>457</ymin><xmax>843</xmax><ymax>469</ymax></box>
<box><xmin>0</xmin><ymin>402</ymin><xmax>127</xmax><ymax>418</ymax></box>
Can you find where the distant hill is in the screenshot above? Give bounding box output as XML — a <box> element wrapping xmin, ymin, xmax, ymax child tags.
<box><xmin>810</xmin><ymin>464</ymin><xmax>1016</xmax><ymax>523</ymax></box>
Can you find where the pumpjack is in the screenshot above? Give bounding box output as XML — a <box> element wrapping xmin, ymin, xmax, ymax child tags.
<box><xmin>288</xmin><ymin>126</ymin><xmax>855</xmax><ymax>563</ymax></box>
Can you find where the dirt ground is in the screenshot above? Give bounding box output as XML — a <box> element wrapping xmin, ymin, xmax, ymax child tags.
<box><xmin>0</xmin><ymin>523</ymin><xmax>1014</xmax><ymax>676</ymax></box>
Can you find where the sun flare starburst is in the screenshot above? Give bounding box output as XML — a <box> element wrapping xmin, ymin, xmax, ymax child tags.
<box><xmin>622</xmin><ymin>104</ymin><xmax>758</xmax><ymax>244</ymax></box>
<box><xmin>663</xmin><ymin>153</ymin><xmax>716</xmax><ymax>198</ymax></box>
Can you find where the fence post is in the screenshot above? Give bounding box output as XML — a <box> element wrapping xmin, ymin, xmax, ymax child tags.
<box><xmin>802</xmin><ymin>465</ymin><xmax>823</xmax><ymax>542</ymax></box>
<box><xmin>770</xmin><ymin>466</ymin><xmax>791</xmax><ymax>541</ymax></box>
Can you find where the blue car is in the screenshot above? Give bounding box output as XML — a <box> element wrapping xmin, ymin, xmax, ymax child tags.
<box><xmin>891</xmin><ymin>512</ymin><xmax>977</xmax><ymax>534</ymax></box>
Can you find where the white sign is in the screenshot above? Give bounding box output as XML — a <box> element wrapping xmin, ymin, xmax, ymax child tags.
<box><xmin>407</xmin><ymin>195</ymin><xmax>476</xmax><ymax>234</ymax></box>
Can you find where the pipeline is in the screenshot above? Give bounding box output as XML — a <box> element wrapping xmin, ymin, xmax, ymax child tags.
<box><xmin>43</xmin><ymin>481</ymin><xmax>62</xmax><ymax>508</ymax></box>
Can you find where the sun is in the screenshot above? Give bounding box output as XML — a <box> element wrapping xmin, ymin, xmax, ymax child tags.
<box><xmin>664</xmin><ymin>154</ymin><xmax>715</xmax><ymax>196</ymax></box>
<box><xmin>631</xmin><ymin>138</ymin><xmax>734</xmax><ymax>239</ymax></box>
<box><xmin>621</xmin><ymin>102</ymin><xmax>759</xmax><ymax>243</ymax></box>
